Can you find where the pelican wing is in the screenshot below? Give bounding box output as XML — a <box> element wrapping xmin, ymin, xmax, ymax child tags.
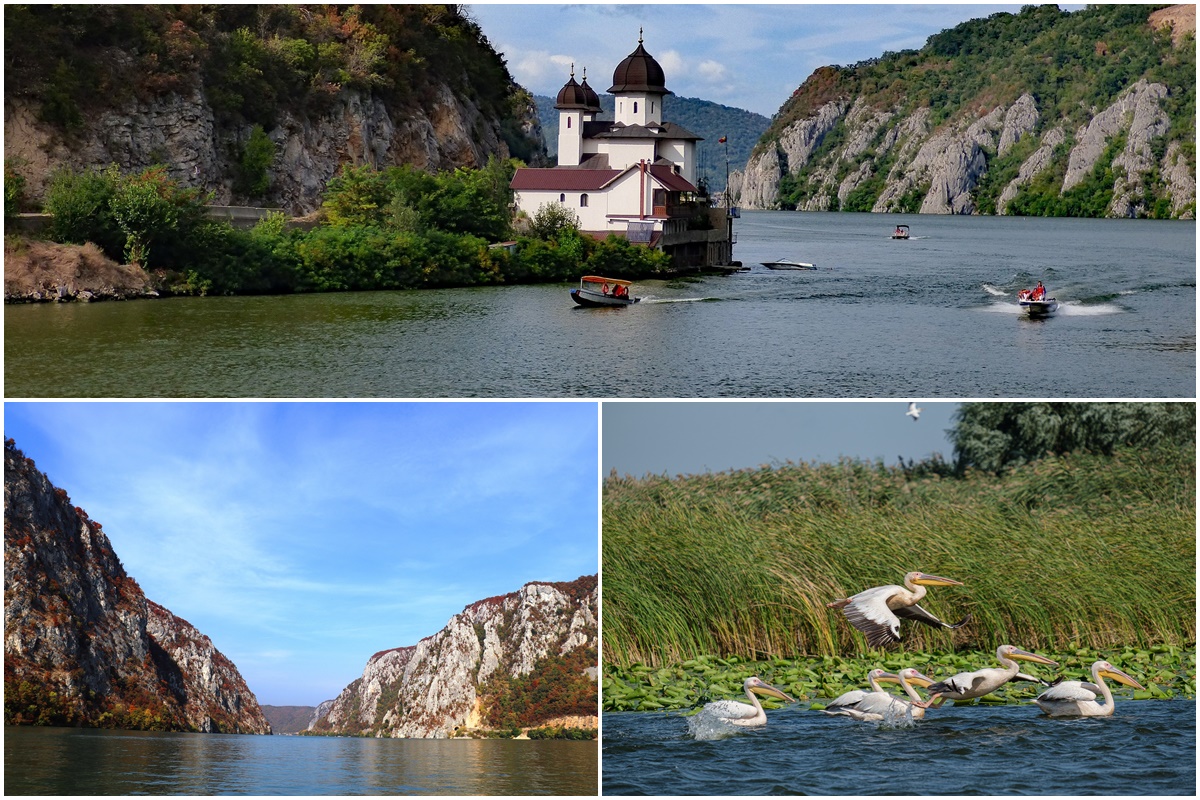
<box><xmin>853</xmin><ymin>691</ymin><xmax>908</xmax><ymax>717</ymax></box>
<box><xmin>1037</xmin><ymin>681</ymin><xmax>1098</xmax><ymax>703</ymax></box>
<box><xmin>929</xmin><ymin>670</ymin><xmax>989</xmax><ymax>697</ymax></box>
<box><xmin>1014</xmin><ymin>672</ymin><xmax>1063</xmax><ymax>687</ymax></box>
<box><xmin>894</xmin><ymin>604</ymin><xmax>972</xmax><ymax>631</ymax></box>
<box><xmin>703</xmin><ymin>699</ymin><xmax>759</xmax><ymax>721</ymax></box>
<box><xmin>825</xmin><ymin>689</ymin><xmax>869</xmax><ymax>710</ymax></box>
<box><xmin>840</xmin><ymin>585</ymin><xmax>902</xmax><ymax>648</ymax></box>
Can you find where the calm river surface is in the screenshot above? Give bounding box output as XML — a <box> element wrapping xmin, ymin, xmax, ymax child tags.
<box><xmin>4</xmin><ymin>727</ymin><xmax>597</xmax><ymax>795</ymax></box>
<box><xmin>5</xmin><ymin>212</ymin><xmax>1194</xmax><ymax>398</ymax></box>
<box><xmin>602</xmin><ymin>700</ymin><xmax>1195</xmax><ymax>795</ymax></box>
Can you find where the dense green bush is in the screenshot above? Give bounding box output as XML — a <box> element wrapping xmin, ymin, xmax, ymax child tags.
<box><xmin>4</xmin><ymin>159</ymin><xmax>26</xmax><ymax>220</ymax></box>
<box><xmin>234</xmin><ymin>125</ymin><xmax>276</xmax><ymax>198</ymax></box>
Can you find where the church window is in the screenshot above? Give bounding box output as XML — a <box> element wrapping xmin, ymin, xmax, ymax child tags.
<box><xmin>567</xmin><ymin>118</ymin><xmax>572</xmax><ymax>128</ymax></box>
<box><xmin>651</xmin><ymin>102</ymin><xmax>655</xmax><ymax>113</ymax></box>
<box><xmin>559</xmin><ymin>193</ymin><xmax>566</xmax><ymax>203</ymax></box>
<box><xmin>634</xmin><ymin>101</ymin><xmax>639</xmax><ymax>114</ymax></box>
<box><xmin>580</xmin><ymin>194</ymin><xmax>589</xmax><ymax>208</ymax></box>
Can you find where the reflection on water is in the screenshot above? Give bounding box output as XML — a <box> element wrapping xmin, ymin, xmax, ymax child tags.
<box><xmin>5</xmin><ymin>212</ymin><xmax>1194</xmax><ymax>398</ymax></box>
<box><xmin>4</xmin><ymin>727</ymin><xmax>598</xmax><ymax>795</ymax></box>
<box><xmin>604</xmin><ymin>700</ymin><xmax>1196</xmax><ymax>795</ymax></box>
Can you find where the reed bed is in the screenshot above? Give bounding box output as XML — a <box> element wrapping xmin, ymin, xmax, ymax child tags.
<box><xmin>602</xmin><ymin>445</ymin><xmax>1195</xmax><ymax>668</ymax></box>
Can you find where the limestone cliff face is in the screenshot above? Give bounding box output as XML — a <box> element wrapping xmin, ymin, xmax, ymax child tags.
<box><xmin>730</xmin><ymin>5</ymin><xmax>1195</xmax><ymax>219</ymax></box>
<box><xmin>732</xmin><ymin>81</ymin><xmax>1193</xmax><ymax>218</ymax></box>
<box><xmin>3</xmin><ymin>440</ymin><xmax>270</xmax><ymax>734</ymax></box>
<box><xmin>6</xmin><ymin>80</ymin><xmax>538</xmax><ymax>216</ymax></box>
<box><xmin>311</xmin><ymin>576</ymin><xmax>598</xmax><ymax>739</ymax></box>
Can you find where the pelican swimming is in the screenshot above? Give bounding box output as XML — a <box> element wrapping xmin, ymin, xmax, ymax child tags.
<box><xmin>916</xmin><ymin>645</ymin><xmax>1059</xmax><ymax>707</ymax></box>
<box><xmin>1034</xmin><ymin>660</ymin><xmax>1144</xmax><ymax>717</ymax></box>
<box><xmin>702</xmin><ymin>676</ymin><xmax>795</xmax><ymax>727</ymax></box>
<box><xmin>827</xmin><ymin>571</ymin><xmax>971</xmax><ymax>648</ymax></box>
<box><xmin>906</xmin><ymin>402</ymin><xmax>922</xmax><ymax>421</ymax></box>
<box><xmin>823</xmin><ymin>667</ymin><xmax>936</xmax><ymax>721</ymax></box>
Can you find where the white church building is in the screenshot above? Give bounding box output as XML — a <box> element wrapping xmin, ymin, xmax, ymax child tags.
<box><xmin>511</xmin><ymin>32</ymin><xmax>734</xmax><ymax>267</ymax></box>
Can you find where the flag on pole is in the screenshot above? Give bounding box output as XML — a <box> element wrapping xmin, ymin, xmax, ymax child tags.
<box><xmin>718</xmin><ymin>136</ymin><xmax>727</xmax><ymax>143</ymax></box>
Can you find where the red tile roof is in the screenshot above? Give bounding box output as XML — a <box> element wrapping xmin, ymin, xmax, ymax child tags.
<box><xmin>510</xmin><ymin>168</ymin><xmax>621</xmax><ymax>191</ymax></box>
<box><xmin>648</xmin><ymin>165</ymin><xmax>698</xmax><ymax>193</ymax></box>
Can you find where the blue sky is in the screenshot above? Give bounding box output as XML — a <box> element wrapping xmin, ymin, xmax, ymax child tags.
<box><xmin>5</xmin><ymin>402</ymin><xmax>599</xmax><ymax>707</ymax></box>
<box><xmin>603</xmin><ymin>401</ymin><xmax>960</xmax><ymax>477</ymax></box>
<box><xmin>468</xmin><ymin>3</ymin><xmax>1079</xmax><ymax>116</ymax></box>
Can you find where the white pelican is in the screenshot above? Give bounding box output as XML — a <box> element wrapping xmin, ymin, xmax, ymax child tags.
<box><xmin>823</xmin><ymin>668</ymin><xmax>936</xmax><ymax>721</ymax></box>
<box><xmin>1034</xmin><ymin>660</ymin><xmax>1144</xmax><ymax>717</ymax></box>
<box><xmin>827</xmin><ymin>571</ymin><xmax>971</xmax><ymax>648</ymax></box>
<box><xmin>702</xmin><ymin>676</ymin><xmax>795</xmax><ymax>727</ymax></box>
<box><xmin>916</xmin><ymin>645</ymin><xmax>1059</xmax><ymax>707</ymax></box>
<box><xmin>906</xmin><ymin>402</ymin><xmax>922</xmax><ymax>421</ymax></box>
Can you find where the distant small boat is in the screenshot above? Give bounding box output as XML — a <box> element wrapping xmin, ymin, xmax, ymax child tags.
<box><xmin>891</xmin><ymin>224</ymin><xmax>910</xmax><ymax>240</ymax></box>
<box><xmin>762</xmin><ymin>259</ymin><xmax>816</xmax><ymax>270</ymax></box>
<box><xmin>570</xmin><ymin>275</ymin><xmax>639</xmax><ymax>307</ymax></box>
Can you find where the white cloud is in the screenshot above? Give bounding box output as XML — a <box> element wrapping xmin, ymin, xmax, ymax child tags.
<box><xmin>658</xmin><ymin>49</ymin><xmax>685</xmax><ymax>77</ymax></box>
<box><xmin>697</xmin><ymin>60</ymin><xmax>726</xmax><ymax>82</ymax></box>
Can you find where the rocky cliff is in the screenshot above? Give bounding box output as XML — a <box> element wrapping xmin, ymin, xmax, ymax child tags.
<box><xmin>4</xmin><ymin>5</ymin><xmax>546</xmax><ymax>215</ymax></box>
<box><xmin>3</xmin><ymin>440</ymin><xmax>270</xmax><ymax>734</ymax></box>
<box><xmin>731</xmin><ymin>5</ymin><xmax>1195</xmax><ymax>218</ymax></box>
<box><xmin>310</xmin><ymin>576</ymin><xmax>598</xmax><ymax>738</ymax></box>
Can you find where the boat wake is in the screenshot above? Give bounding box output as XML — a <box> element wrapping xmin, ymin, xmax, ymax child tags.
<box><xmin>1056</xmin><ymin>301</ymin><xmax>1123</xmax><ymax>315</ymax></box>
<box><xmin>981</xmin><ymin>284</ymin><xmax>1008</xmax><ymax>297</ymax></box>
<box><xmin>642</xmin><ymin>297</ymin><xmax>721</xmax><ymax>304</ymax></box>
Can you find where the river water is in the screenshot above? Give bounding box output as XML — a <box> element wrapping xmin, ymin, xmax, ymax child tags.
<box><xmin>602</xmin><ymin>700</ymin><xmax>1195</xmax><ymax>795</ymax></box>
<box><xmin>3</xmin><ymin>727</ymin><xmax>597</xmax><ymax>795</ymax></box>
<box><xmin>4</xmin><ymin>212</ymin><xmax>1194</xmax><ymax>398</ymax></box>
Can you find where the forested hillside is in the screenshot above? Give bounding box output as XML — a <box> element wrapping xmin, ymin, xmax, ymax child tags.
<box><xmin>534</xmin><ymin>94</ymin><xmax>768</xmax><ymax>194</ymax></box>
<box><xmin>732</xmin><ymin>4</ymin><xmax>1195</xmax><ymax>218</ymax></box>
<box><xmin>3</xmin><ymin>5</ymin><xmax>544</xmax><ymax>212</ymax></box>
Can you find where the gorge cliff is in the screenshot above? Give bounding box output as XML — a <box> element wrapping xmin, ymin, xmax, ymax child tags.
<box><xmin>4</xmin><ymin>439</ymin><xmax>270</xmax><ymax>734</ymax></box>
<box><xmin>309</xmin><ymin>575</ymin><xmax>598</xmax><ymax>738</ymax></box>
<box><xmin>4</xmin><ymin>5</ymin><xmax>545</xmax><ymax>215</ymax></box>
<box><xmin>731</xmin><ymin>4</ymin><xmax>1195</xmax><ymax>218</ymax></box>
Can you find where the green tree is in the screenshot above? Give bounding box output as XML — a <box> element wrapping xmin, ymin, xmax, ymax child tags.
<box><xmin>950</xmin><ymin>402</ymin><xmax>1195</xmax><ymax>472</ymax></box>
<box><xmin>234</xmin><ymin>124</ymin><xmax>276</xmax><ymax>198</ymax></box>
<box><xmin>528</xmin><ymin>202</ymin><xmax>580</xmax><ymax>242</ymax></box>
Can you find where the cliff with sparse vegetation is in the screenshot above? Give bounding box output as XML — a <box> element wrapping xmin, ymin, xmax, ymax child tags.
<box><xmin>731</xmin><ymin>4</ymin><xmax>1195</xmax><ymax>218</ymax></box>
<box><xmin>4</xmin><ymin>4</ymin><xmax>545</xmax><ymax>215</ymax></box>
<box><xmin>4</xmin><ymin>439</ymin><xmax>270</xmax><ymax>734</ymax></box>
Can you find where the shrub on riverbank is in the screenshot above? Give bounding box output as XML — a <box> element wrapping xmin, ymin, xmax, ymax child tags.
<box><xmin>29</xmin><ymin>161</ymin><xmax>673</xmax><ymax>297</ymax></box>
<box><xmin>603</xmin><ymin>442</ymin><xmax>1195</xmax><ymax>668</ymax></box>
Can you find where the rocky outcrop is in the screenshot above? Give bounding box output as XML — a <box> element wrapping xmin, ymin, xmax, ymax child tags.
<box><xmin>6</xmin><ymin>80</ymin><xmax>530</xmax><ymax>216</ymax></box>
<box><xmin>4</xmin><ymin>440</ymin><xmax>270</xmax><ymax>734</ymax></box>
<box><xmin>732</xmin><ymin>81</ymin><xmax>1192</xmax><ymax>218</ymax></box>
<box><xmin>311</xmin><ymin>576</ymin><xmax>598</xmax><ymax>739</ymax></box>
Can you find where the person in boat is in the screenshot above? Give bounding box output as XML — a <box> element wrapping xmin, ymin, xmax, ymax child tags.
<box><xmin>601</xmin><ymin>282</ymin><xmax>610</xmax><ymax>295</ymax></box>
<box><xmin>614</xmin><ymin>284</ymin><xmax>626</xmax><ymax>299</ymax></box>
<box><xmin>1031</xmin><ymin>281</ymin><xmax>1046</xmax><ymax>300</ymax></box>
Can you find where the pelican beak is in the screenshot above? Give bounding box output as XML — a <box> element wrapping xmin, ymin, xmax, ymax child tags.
<box><xmin>1100</xmin><ymin>666</ymin><xmax>1144</xmax><ymax>691</ymax></box>
<box><xmin>904</xmin><ymin>671</ymin><xmax>936</xmax><ymax>688</ymax></box>
<box><xmin>752</xmin><ymin>682</ymin><xmax>796</xmax><ymax>703</ymax></box>
<box><xmin>1011</xmin><ymin>648</ymin><xmax>1058</xmax><ymax>667</ymax></box>
<box><xmin>875</xmin><ymin>672</ymin><xmax>901</xmax><ymax>685</ymax></box>
<box><xmin>913</xmin><ymin>573</ymin><xmax>963</xmax><ymax>587</ymax></box>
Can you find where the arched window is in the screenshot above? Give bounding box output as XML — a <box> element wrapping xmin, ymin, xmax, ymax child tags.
<box><xmin>580</xmin><ymin>194</ymin><xmax>589</xmax><ymax>208</ymax></box>
<box><xmin>559</xmin><ymin>193</ymin><xmax>566</xmax><ymax>203</ymax></box>
<box><xmin>651</xmin><ymin>101</ymin><xmax>655</xmax><ymax>114</ymax></box>
<box><xmin>633</xmin><ymin>101</ymin><xmax>639</xmax><ymax>114</ymax></box>
<box><xmin>567</xmin><ymin>117</ymin><xmax>572</xmax><ymax>129</ymax></box>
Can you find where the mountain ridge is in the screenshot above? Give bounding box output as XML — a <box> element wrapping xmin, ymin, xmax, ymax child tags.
<box><xmin>731</xmin><ymin>4</ymin><xmax>1195</xmax><ymax>218</ymax></box>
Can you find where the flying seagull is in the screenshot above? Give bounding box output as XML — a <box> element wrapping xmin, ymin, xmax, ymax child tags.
<box><xmin>906</xmin><ymin>402</ymin><xmax>922</xmax><ymax>422</ymax></box>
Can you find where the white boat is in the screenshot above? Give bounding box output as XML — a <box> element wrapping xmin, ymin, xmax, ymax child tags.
<box><xmin>762</xmin><ymin>259</ymin><xmax>816</xmax><ymax>270</ymax></box>
<box><xmin>570</xmin><ymin>275</ymin><xmax>639</xmax><ymax>307</ymax></box>
<box><xmin>891</xmin><ymin>224</ymin><xmax>910</xmax><ymax>239</ymax></box>
<box><xmin>1018</xmin><ymin>289</ymin><xmax>1058</xmax><ymax>316</ymax></box>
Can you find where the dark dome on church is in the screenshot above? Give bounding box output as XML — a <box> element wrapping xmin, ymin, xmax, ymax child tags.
<box><xmin>554</xmin><ymin>69</ymin><xmax>590</xmax><ymax>110</ymax></box>
<box><xmin>608</xmin><ymin>32</ymin><xmax>671</xmax><ymax>95</ymax></box>
<box><xmin>579</xmin><ymin>69</ymin><xmax>602</xmax><ymax>112</ymax></box>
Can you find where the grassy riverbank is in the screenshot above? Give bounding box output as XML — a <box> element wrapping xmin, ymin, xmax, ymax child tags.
<box><xmin>602</xmin><ymin>646</ymin><xmax>1196</xmax><ymax>712</ymax></box>
<box><xmin>602</xmin><ymin>444</ymin><xmax>1195</xmax><ymax>668</ymax></box>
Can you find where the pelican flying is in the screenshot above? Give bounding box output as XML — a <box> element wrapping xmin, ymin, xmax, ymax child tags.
<box><xmin>1034</xmin><ymin>660</ymin><xmax>1144</xmax><ymax>717</ymax></box>
<box><xmin>906</xmin><ymin>402</ymin><xmax>922</xmax><ymax>421</ymax></box>
<box><xmin>822</xmin><ymin>667</ymin><xmax>936</xmax><ymax>721</ymax></box>
<box><xmin>916</xmin><ymin>645</ymin><xmax>1059</xmax><ymax>707</ymax></box>
<box><xmin>702</xmin><ymin>676</ymin><xmax>795</xmax><ymax>727</ymax></box>
<box><xmin>828</xmin><ymin>571</ymin><xmax>971</xmax><ymax>648</ymax></box>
